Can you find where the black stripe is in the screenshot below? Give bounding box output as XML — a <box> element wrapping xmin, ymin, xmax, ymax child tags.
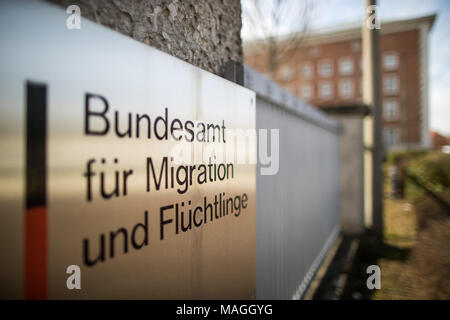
<box><xmin>26</xmin><ymin>82</ymin><xmax>47</xmax><ymax>208</ymax></box>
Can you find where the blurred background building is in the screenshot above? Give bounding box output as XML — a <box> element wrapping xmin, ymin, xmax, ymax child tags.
<box><xmin>430</xmin><ymin>130</ymin><xmax>450</xmax><ymax>151</ymax></box>
<box><xmin>244</xmin><ymin>14</ymin><xmax>436</xmax><ymax>151</ymax></box>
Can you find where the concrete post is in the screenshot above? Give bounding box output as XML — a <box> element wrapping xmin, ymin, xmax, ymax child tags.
<box><xmin>362</xmin><ymin>0</ymin><xmax>383</xmax><ymax>239</ymax></box>
<box><xmin>321</xmin><ymin>105</ymin><xmax>370</xmax><ymax>236</ymax></box>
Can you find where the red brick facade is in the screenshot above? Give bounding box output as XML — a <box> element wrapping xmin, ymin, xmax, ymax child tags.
<box><xmin>244</xmin><ymin>15</ymin><xmax>436</xmax><ymax>150</ymax></box>
<box><xmin>430</xmin><ymin>131</ymin><xmax>450</xmax><ymax>151</ymax></box>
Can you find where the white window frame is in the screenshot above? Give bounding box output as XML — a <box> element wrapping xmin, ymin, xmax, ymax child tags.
<box><xmin>384</xmin><ymin>99</ymin><xmax>399</xmax><ymax>120</ymax></box>
<box><xmin>338</xmin><ymin>57</ymin><xmax>354</xmax><ymax>75</ymax></box>
<box><xmin>384</xmin><ymin>128</ymin><xmax>400</xmax><ymax>147</ymax></box>
<box><xmin>300</xmin><ymin>63</ymin><xmax>313</xmax><ymax>79</ymax></box>
<box><xmin>280</xmin><ymin>65</ymin><xmax>294</xmax><ymax>81</ymax></box>
<box><xmin>300</xmin><ymin>83</ymin><xmax>313</xmax><ymax>100</ymax></box>
<box><xmin>318</xmin><ymin>59</ymin><xmax>333</xmax><ymax>78</ymax></box>
<box><xmin>309</xmin><ymin>47</ymin><xmax>320</xmax><ymax>57</ymax></box>
<box><xmin>351</xmin><ymin>41</ymin><xmax>361</xmax><ymax>52</ymax></box>
<box><xmin>339</xmin><ymin>79</ymin><xmax>354</xmax><ymax>99</ymax></box>
<box><xmin>383</xmin><ymin>74</ymin><xmax>399</xmax><ymax>95</ymax></box>
<box><xmin>319</xmin><ymin>81</ymin><xmax>333</xmax><ymax>100</ymax></box>
<box><xmin>383</xmin><ymin>52</ymin><xmax>399</xmax><ymax>71</ymax></box>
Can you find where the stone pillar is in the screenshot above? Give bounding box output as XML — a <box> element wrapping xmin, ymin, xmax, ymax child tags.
<box><xmin>322</xmin><ymin>105</ymin><xmax>370</xmax><ymax>236</ymax></box>
<box><xmin>48</xmin><ymin>0</ymin><xmax>243</xmax><ymax>80</ymax></box>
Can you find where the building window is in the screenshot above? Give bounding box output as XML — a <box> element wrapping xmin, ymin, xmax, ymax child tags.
<box><xmin>351</xmin><ymin>41</ymin><xmax>361</xmax><ymax>52</ymax></box>
<box><xmin>318</xmin><ymin>60</ymin><xmax>333</xmax><ymax>77</ymax></box>
<box><xmin>300</xmin><ymin>84</ymin><xmax>313</xmax><ymax>100</ymax></box>
<box><xmin>384</xmin><ymin>128</ymin><xmax>399</xmax><ymax>147</ymax></box>
<box><xmin>339</xmin><ymin>58</ymin><xmax>354</xmax><ymax>75</ymax></box>
<box><xmin>383</xmin><ymin>74</ymin><xmax>399</xmax><ymax>95</ymax></box>
<box><xmin>319</xmin><ymin>82</ymin><xmax>333</xmax><ymax>100</ymax></box>
<box><xmin>384</xmin><ymin>99</ymin><xmax>399</xmax><ymax>120</ymax></box>
<box><xmin>339</xmin><ymin>79</ymin><xmax>354</xmax><ymax>98</ymax></box>
<box><xmin>280</xmin><ymin>65</ymin><xmax>294</xmax><ymax>81</ymax></box>
<box><xmin>300</xmin><ymin>63</ymin><xmax>313</xmax><ymax>78</ymax></box>
<box><xmin>383</xmin><ymin>52</ymin><xmax>399</xmax><ymax>70</ymax></box>
<box><xmin>309</xmin><ymin>47</ymin><xmax>320</xmax><ymax>57</ymax></box>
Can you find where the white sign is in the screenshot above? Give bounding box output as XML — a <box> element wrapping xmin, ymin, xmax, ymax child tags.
<box><xmin>0</xmin><ymin>0</ymin><xmax>256</xmax><ymax>299</ymax></box>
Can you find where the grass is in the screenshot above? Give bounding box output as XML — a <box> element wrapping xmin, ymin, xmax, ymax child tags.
<box><xmin>342</xmin><ymin>168</ymin><xmax>421</xmax><ymax>300</ymax></box>
<box><xmin>341</xmin><ymin>156</ymin><xmax>449</xmax><ymax>300</ymax></box>
<box><xmin>371</xmin><ymin>197</ymin><xmax>418</xmax><ymax>299</ymax></box>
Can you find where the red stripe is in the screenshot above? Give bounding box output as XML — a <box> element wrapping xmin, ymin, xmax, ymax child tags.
<box><xmin>25</xmin><ymin>206</ymin><xmax>47</xmax><ymax>299</ymax></box>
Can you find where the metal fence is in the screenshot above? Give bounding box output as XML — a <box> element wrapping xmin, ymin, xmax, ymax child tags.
<box><xmin>244</xmin><ymin>66</ymin><xmax>341</xmax><ymax>299</ymax></box>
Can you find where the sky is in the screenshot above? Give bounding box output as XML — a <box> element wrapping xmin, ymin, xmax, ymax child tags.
<box><xmin>242</xmin><ymin>0</ymin><xmax>450</xmax><ymax>136</ymax></box>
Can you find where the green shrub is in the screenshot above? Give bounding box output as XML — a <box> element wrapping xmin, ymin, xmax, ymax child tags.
<box><xmin>405</xmin><ymin>152</ymin><xmax>450</xmax><ymax>204</ymax></box>
<box><xmin>405</xmin><ymin>152</ymin><xmax>450</xmax><ymax>299</ymax></box>
<box><xmin>386</xmin><ymin>150</ymin><xmax>427</xmax><ymax>166</ymax></box>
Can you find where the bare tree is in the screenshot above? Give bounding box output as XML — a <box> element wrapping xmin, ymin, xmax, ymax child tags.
<box><xmin>242</xmin><ymin>0</ymin><xmax>314</xmax><ymax>79</ymax></box>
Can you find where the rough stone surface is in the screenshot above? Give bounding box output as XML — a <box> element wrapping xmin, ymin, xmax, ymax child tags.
<box><xmin>49</xmin><ymin>0</ymin><xmax>243</xmax><ymax>75</ymax></box>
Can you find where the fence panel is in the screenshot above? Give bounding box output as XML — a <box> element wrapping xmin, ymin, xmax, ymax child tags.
<box><xmin>245</xmin><ymin>66</ymin><xmax>341</xmax><ymax>299</ymax></box>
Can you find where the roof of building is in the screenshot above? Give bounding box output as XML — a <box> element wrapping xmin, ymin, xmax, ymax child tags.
<box><xmin>244</xmin><ymin>13</ymin><xmax>437</xmax><ymax>51</ymax></box>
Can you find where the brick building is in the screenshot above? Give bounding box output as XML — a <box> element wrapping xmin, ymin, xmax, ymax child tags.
<box><xmin>430</xmin><ymin>131</ymin><xmax>449</xmax><ymax>151</ymax></box>
<box><xmin>244</xmin><ymin>14</ymin><xmax>436</xmax><ymax>150</ymax></box>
